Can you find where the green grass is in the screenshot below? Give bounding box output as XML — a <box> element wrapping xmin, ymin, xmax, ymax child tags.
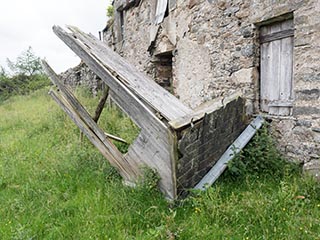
<box><xmin>0</xmin><ymin>89</ymin><xmax>320</xmax><ymax>239</ymax></box>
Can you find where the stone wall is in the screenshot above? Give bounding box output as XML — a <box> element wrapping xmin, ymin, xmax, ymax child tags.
<box><xmin>104</xmin><ymin>0</ymin><xmax>320</xmax><ymax>177</ymax></box>
<box><xmin>59</xmin><ymin>62</ymin><xmax>104</xmax><ymax>96</ymax></box>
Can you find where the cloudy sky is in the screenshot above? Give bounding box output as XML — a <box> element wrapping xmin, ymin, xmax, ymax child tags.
<box><xmin>0</xmin><ymin>0</ymin><xmax>109</xmax><ymax>73</ymax></box>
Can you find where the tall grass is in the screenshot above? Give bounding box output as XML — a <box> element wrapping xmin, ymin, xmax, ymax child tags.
<box><xmin>0</xmin><ymin>88</ymin><xmax>319</xmax><ymax>239</ymax></box>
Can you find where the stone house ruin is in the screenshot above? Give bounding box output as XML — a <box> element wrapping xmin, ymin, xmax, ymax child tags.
<box><xmin>103</xmin><ymin>0</ymin><xmax>320</xmax><ymax>177</ymax></box>
<box><xmin>59</xmin><ymin>61</ymin><xmax>104</xmax><ymax>96</ymax></box>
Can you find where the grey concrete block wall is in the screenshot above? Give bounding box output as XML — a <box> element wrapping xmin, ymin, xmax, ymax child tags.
<box><xmin>176</xmin><ymin>97</ymin><xmax>247</xmax><ymax>194</ymax></box>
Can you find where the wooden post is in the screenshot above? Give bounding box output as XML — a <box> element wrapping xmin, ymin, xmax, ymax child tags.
<box><xmin>93</xmin><ymin>86</ymin><xmax>109</xmax><ymax>123</ymax></box>
<box><xmin>80</xmin><ymin>86</ymin><xmax>110</xmax><ymax>143</ymax></box>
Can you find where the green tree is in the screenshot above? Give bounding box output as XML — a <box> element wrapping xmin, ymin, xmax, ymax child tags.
<box><xmin>7</xmin><ymin>46</ymin><xmax>43</xmax><ymax>76</ymax></box>
<box><xmin>0</xmin><ymin>48</ymin><xmax>50</xmax><ymax>102</ymax></box>
<box><xmin>107</xmin><ymin>5</ymin><xmax>114</xmax><ymax>17</ymax></box>
<box><xmin>0</xmin><ymin>66</ymin><xmax>7</xmax><ymax>78</ymax></box>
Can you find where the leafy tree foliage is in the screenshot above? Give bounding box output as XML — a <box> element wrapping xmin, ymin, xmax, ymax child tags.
<box><xmin>106</xmin><ymin>5</ymin><xmax>114</xmax><ymax>18</ymax></box>
<box><xmin>7</xmin><ymin>46</ymin><xmax>43</xmax><ymax>76</ymax></box>
<box><xmin>0</xmin><ymin>47</ymin><xmax>51</xmax><ymax>102</ymax></box>
<box><xmin>0</xmin><ymin>66</ymin><xmax>7</xmax><ymax>78</ymax></box>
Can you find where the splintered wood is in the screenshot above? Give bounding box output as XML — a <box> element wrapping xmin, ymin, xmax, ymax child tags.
<box><xmin>45</xmin><ymin>25</ymin><xmax>251</xmax><ymax>200</ymax></box>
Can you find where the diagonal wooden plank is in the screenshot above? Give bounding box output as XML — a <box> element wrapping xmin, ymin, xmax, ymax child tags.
<box><xmin>49</xmin><ymin>90</ymin><xmax>138</xmax><ymax>181</ymax></box>
<box><xmin>43</xmin><ymin>61</ymin><xmax>140</xmax><ymax>178</ymax></box>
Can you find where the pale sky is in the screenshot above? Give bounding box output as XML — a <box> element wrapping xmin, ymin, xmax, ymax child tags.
<box><xmin>0</xmin><ymin>0</ymin><xmax>109</xmax><ymax>74</ymax></box>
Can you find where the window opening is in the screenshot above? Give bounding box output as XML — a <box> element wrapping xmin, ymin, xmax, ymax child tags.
<box><xmin>154</xmin><ymin>52</ymin><xmax>173</xmax><ymax>92</ymax></box>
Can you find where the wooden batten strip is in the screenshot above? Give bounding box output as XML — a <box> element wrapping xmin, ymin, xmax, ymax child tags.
<box><xmin>104</xmin><ymin>132</ymin><xmax>128</xmax><ymax>144</ymax></box>
<box><xmin>260</xmin><ymin>29</ymin><xmax>294</xmax><ymax>43</ymax></box>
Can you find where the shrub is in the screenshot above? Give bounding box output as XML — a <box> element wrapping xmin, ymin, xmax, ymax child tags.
<box><xmin>0</xmin><ymin>74</ymin><xmax>51</xmax><ymax>102</ymax></box>
<box><xmin>225</xmin><ymin>123</ymin><xmax>300</xmax><ymax>181</ymax></box>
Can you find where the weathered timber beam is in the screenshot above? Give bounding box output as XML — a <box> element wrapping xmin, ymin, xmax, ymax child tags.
<box><xmin>62</xmin><ymin>25</ymin><xmax>193</xmax><ymax>121</ymax></box>
<box><xmin>194</xmin><ymin>116</ymin><xmax>264</xmax><ymax>190</ymax></box>
<box><xmin>49</xmin><ymin>90</ymin><xmax>137</xmax><ymax>181</ymax></box>
<box><xmin>260</xmin><ymin>29</ymin><xmax>294</xmax><ymax>43</ymax></box>
<box><xmin>42</xmin><ymin>61</ymin><xmax>139</xmax><ymax>179</ymax></box>
<box><xmin>51</xmin><ymin>26</ymin><xmax>167</xmax><ymax>133</ymax></box>
<box><xmin>169</xmin><ymin>91</ymin><xmax>242</xmax><ymax>130</ymax></box>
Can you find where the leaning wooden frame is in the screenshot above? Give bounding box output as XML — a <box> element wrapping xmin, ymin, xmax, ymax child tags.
<box><xmin>43</xmin><ymin>25</ymin><xmax>253</xmax><ymax>200</ymax></box>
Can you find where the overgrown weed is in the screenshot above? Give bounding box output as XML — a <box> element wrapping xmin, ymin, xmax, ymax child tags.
<box><xmin>225</xmin><ymin>123</ymin><xmax>300</xmax><ymax>182</ymax></box>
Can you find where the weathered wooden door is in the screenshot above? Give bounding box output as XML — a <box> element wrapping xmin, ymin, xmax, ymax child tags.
<box><xmin>260</xmin><ymin>19</ymin><xmax>294</xmax><ymax>116</ymax></box>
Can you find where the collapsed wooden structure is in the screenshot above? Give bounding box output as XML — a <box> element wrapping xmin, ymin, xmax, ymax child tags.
<box><xmin>44</xmin><ymin>26</ymin><xmax>255</xmax><ymax>199</ymax></box>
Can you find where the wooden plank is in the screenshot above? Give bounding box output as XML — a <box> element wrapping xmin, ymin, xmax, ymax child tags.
<box><xmin>50</xmin><ymin>27</ymin><xmax>166</xmax><ymax>132</ymax></box>
<box><xmin>69</xmin><ymin>25</ymin><xmax>192</xmax><ymax>119</ymax></box>
<box><xmin>260</xmin><ymin>23</ymin><xmax>274</xmax><ymax>113</ymax></box>
<box><xmin>107</xmin><ymin>87</ymin><xmax>177</xmax><ymax>198</ymax></box>
<box><xmin>43</xmin><ymin>61</ymin><xmax>140</xmax><ymax>178</ymax></box>
<box><xmin>278</xmin><ymin>37</ymin><xmax>293</xmax><ymax>116</ymax></box>
<box><xmin>278</xmin><ymin>20</ymin><xmax>294</xmax><ymax>116</ymax></box>
<box><xmin>168</xmin><ymin>130</ymin><xmax>178</xmax><ymax>200</ymax></box>
<box><xmin>169</xmin><ymin>91</ymin><xmax>241</xmax><ymax>130</ymax></box>
<box><xmin>61</xmin><ymin>25</ymin><xmax>192</xmax><ymax>121</ymax></box>
<box><xmin>79</xmin><ymin>86</ymin><xmax>109</xmax><ymax>143</ymax></box>
<box><xmin>268</xmin><ymin>100</ymin><xmax>294</xmax><ymax>107</ymax></box>
<box><xmin>49</xmin><ymin>90</ymin><xmax>138</xmax><ymax>181</ymax></box>
<box><xmin>260</xmin><ymin>40</ymin><xmax>269</xmax><ymax>112</ymax></box>
<box><xmin>268</xmin><ymin>23</ymin><xmax>281</xmax><ymax>116</ymax></box>
<box><xmin>79</xmin><ymin>86</ymin><xmax>126</xmax><ymax>144</ymax></box>
<box><xmin>194</xmin><ymin>116</ymin><xmax>264</xmax><ymax>190</ymax></box>
<box><xmin>260</xmin><ymin>29</ymin><xmax>294</xmax><ymax>43</ymax></box>
<box><xmin>124</xmin><ymin>129</ymin><xmax>176</xmax><ymax>199</ymax></box>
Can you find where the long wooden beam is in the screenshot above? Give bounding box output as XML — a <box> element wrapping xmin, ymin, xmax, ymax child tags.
<box><xmin>54</xmin><ymin>25</ymin><xmax>192</xmax><ymax>121</ymax></box>
<box><xmin>51</xmin><ymin>26</ymin><xmax>167</xmax><ymax>133</ymax></box>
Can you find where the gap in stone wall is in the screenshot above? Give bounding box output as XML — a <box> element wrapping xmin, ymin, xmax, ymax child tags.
<box><xmin>153</xmin><ymin>52</ymin><xmax>173</xmax><ymax>93</ymax></box>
